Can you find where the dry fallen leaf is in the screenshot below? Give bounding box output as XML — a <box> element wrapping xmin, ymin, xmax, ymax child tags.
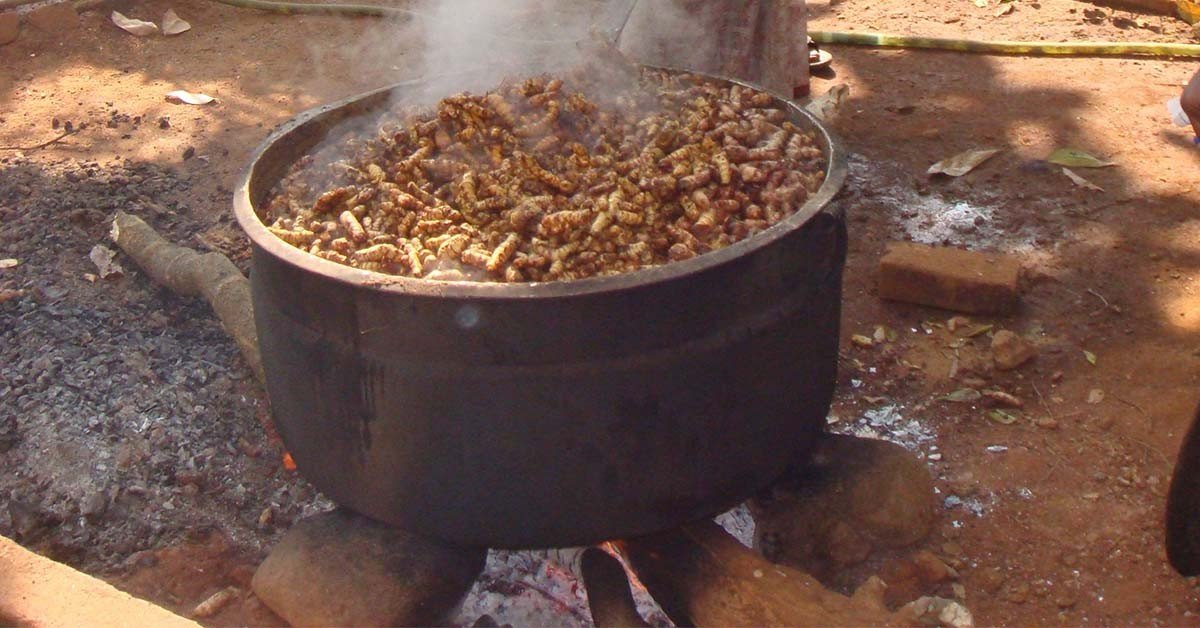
<box><xmin>1062</xmin><ymin>167</ymin><xmax>1104</xmax><ymax>192</ymax></box>
<box><xmin>942</xmin><ymin>388</ymin><xmax>983</xmax><ymax>403</ymax></box>
<box><xmin>258</xmin><ymin>506</ymin><xmax>274</xmax><ymax>527</ymax></box>
<box><xmin>928</xmin><ymin>148</ymin><xmax>1002</xmax><ymax>177</ymax></box>
<box><xmin>111</xmin><ymin>11</ymin><xmax>159</xmax><ymax>37</ymax></box>
<box><xmin>983</xmin><ymin>389</ymin><xmax>1024</xmax><ymax>408</ymax></box>
<box><xmin>1083</xmin><ymin>350</ymin><xmax>1098</xmax><ymax>366</ymax></box>
<box><xmin>0</xmin><ymin>258</ymin><xmax>18</xmax><ymax>269</ymax></box>
<box><xmin>89</xmin><ymin>245</ymin><xmax>125</xmax><ymax>279</ymax></box>
<box><xmin>1047</xmin><ymin>148</ymin><xmax>1115</xmax><ymax>168</ymax></box>
<box><xmin>851</xmin><ymin>334</ymin><xmax>874</xmax><ymax>348</ymax></box>
<box><xmin>162</xmin><ymin>9</ymin><xmax>192</xmax><ymax>36</ymax></box>
<box><xmin>988</xmin><ymin>409</ymin><xmax>1019</xmax><ymax>425</ymax></box>
<box><xmin>805</xmin><ymin>84</ymin><xmax>850</xmax><ymax>122</ymax></box>
<box><xmin>1087</xmin><ymin>389</ymin><xmax>1105</xmax><ymax>404</ymax></box>
<box><xmin>964</xmin><ymin>324</ymin><xmax>994</xmax><ymax>338</ymax></box>
<box><xmin>946</xmin><ymin>316</ymin><xmax>971</xmax><ymax>332</ymax></box>
<box><xmin>165</xmin><ymin>90</ymin><xmax>216</xmax><ymax>105</ymax></box>
<box><xmin>995</xmin><ymin>3</ymin><xmax>1014</xmax><ymax>15</ymax></box>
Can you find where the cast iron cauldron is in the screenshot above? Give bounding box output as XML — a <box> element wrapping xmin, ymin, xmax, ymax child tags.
<box><xmin>233</xmin><ymin>72</ymin><xmax>848</xmax><ymax>548</ymax></box>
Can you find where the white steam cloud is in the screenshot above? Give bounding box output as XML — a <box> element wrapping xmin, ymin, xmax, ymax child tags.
<box><xmin>346</xmin><ymin>0</ymin><xmax>731</xmax><ymax>104</ymax></box>
<box><xmin>296</xmin><ymin>1</ymin><xmax>802</xmax><ymax>108</ymax></box>
<box><xmin>403</xmin><ymin>0</ymin><xmax>628</xmax><ymax>102</ymax></box>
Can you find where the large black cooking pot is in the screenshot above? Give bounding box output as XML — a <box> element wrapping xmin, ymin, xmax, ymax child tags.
<box><xmin>234</xmin><ymin>72</ymin><xmax>848</xmax><ymax>548</ymax></box>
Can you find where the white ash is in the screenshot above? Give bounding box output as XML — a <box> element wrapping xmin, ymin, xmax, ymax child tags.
<box><xmin>834</xmin><ymin>403</ymin><xmax>937</xmax><ymax>451</ymax></box>
<box><xmin>450</xmin><ymin>505</ymin><xmax>757</xmax><ymax>627</ymax></box>
<box><xmin>11</xmin><ymin>0</ymin><xmax>66</xmax><ymax>15</ymax></box>
<box><xmin>900</xmin><ymin>197</ymin><xmax>1004</xmax><ymax>247</ymax></box>
<box><xmin>450</xmin><ymin>547</ymin><xmax>673</xmax><ymax>627</ymax></box>
<box><xmin>845</xmin><ymin>154</ymin><xmax>1039</xmax><ymax>250</ymax></box>
<box><xmin>714</xmin><ymin>503</ymin><xmax>756</xmax><ymax>548</ymax></box>
<box><xmin>451</xmin><ymin>550</ymin><xmax>593</xmax><ymax>627</ymax></box>
<box><xmin>943</xmin><ymin>493</ymin><xmax>994</xmax><ymax>517</ymax></box>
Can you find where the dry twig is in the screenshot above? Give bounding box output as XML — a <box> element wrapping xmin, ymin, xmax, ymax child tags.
<box><xmin>0</xmin><ymin>130</ymin><xmax>78</xmax><ymax>152</ymax></box>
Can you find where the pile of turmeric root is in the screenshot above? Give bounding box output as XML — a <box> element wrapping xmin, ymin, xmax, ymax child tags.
<box><xmin>264</xmin><ymin>69</ymin><xmax>826</xmax><ymax>283</ymax></box>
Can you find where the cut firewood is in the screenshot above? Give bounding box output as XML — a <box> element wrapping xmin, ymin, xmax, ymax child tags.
<box><xmin>111</xmin><ymin>212</ymin><xmax>264</xmax><ymax>386</ymax></box>
<box><xmin>615</xmin><ymin>520</ymin><xmax>898</xmax><ymax>627</ymax></box>
<box><xmin>542</xmin><ymin>547</ymin><xmax>648</xmax><ymax>627</ymax></box>
<box><xmin>581</xmin><ymin>547</ymin><xmax>648</xmax><ymax>628</ymax></box>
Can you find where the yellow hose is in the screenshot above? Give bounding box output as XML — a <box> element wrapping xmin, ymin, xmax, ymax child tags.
<box><xmin>810</xmin><ymin>30</ymin><xmax>1200</xmax><ymax>58</ymax></box>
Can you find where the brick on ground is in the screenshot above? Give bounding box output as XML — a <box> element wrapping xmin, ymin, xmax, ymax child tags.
<box><xmin>0</xmin><ymin>535</ymin><xmax>198</xmax><ymax>627</ymax></box>
<box><xmin>878</xmin><ymin>242</ymin><xmax>1020</xmax><ymax>314</ymax></box>
<box><xmin>25</xmin><ymin>1</ymin><xmax>78</xmax><ymax>33</ymax></box>
<box><xmin>0</xmin><ymin>12</ymin><xmax>19</xmax><ymax>45</ymax></box>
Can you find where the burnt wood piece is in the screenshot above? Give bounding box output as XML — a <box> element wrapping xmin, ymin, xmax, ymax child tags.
<box><xmin>616</xmin><ymin>521</ymin><xmax>896</xmax><ymax>627</ymax></box>
<box><xmin>581</xmin><ymin>548</ymin><xmax>648</xmax><ymax>628</ymax></box>
<box><xmin>1168</xmin><ymin>403</ymin><xmax>1200</xmax><ymax>576</ymax></box>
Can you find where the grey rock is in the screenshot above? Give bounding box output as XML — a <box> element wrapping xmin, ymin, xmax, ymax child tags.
<box><xmin>81</xmin><ymin>493</ymin><xmax>108</xmax><ymax>519</ymax></box>
<box><xmin>899</xmin><ymin>596</ymin><xmax>974</xmax><ymax>628</ymax></box>
<box><xmin>991</xmin><ymin>330</ymin><xmax>1037</xmax><ymax>371</ymax></box>
<box><xmin>751</xmin><ymin>435</ymin><xmax>936</xmax><ymax>578</ymax></box>
<box><xmin>252</xmin><ymin>509</ymin><xmax>486</xmax><ymax>627</ymax></box>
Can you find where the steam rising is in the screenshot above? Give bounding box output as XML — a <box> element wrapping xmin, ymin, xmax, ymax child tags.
<box><xmin>365</xmin><ymin>0</ymin><xmax>733</xmax><ymax>105</ymax></box>
<box><xmin>299</xmin><ymin>1</ymin><xmax>802</xmax><ymax>109</ymax></box>
<box><xmin>405</xmin><ymin>0</ymin><xmax>628</xmax><ymax>102</ymax></box>
<box><xmin>619</xmin><ymin>1</ymin><xmax>714</xmax><ymax>73</ymax></box>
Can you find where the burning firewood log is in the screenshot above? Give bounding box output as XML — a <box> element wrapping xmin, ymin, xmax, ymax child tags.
<box><xmin>543</xmin><ymin>547</ymin><xmax>648</xmax><ymax>627</ymax></box>
<box><xmin>580</xmin><ymin>547</ymin><xmax>649</xmax><ymax>628</ymax></box>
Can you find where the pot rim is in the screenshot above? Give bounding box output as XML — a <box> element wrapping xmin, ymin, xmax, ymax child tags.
<box><xmin>233</xmin><ymin>69</ymin><xmax>848</xmax><ymax>300</ymax></box>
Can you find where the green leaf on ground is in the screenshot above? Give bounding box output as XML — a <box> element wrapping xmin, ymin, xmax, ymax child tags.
<box><xmin>1047</xmin><ymin>148</ymin><xmax>1115</xmax><ymax>168</ymax></box>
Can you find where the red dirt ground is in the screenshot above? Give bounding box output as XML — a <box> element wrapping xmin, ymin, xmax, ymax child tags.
<box><xmin>2</xmin><ymin>0</ymin><xmax>1200</xmax><ymax>624</ymax></box>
